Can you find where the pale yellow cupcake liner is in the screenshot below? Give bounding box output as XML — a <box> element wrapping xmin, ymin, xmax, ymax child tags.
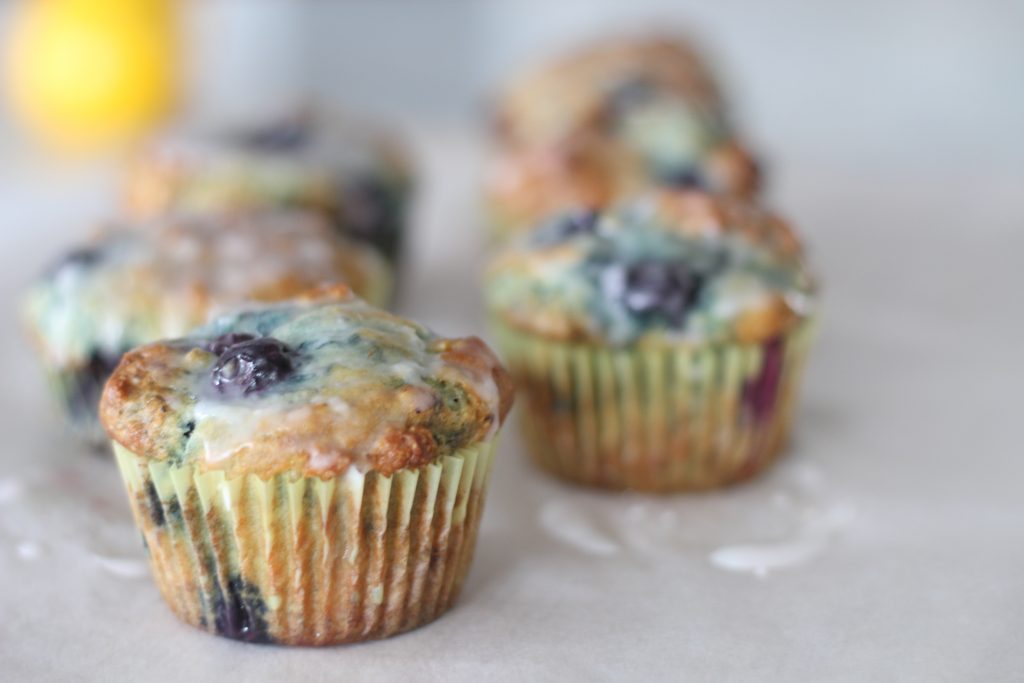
<box><xmin>492</xmin><ymin>320</ymin><xmax>815</xmax><ymax>492</ymax></box>
<box><xmin>112</xmin><ymin>440</ymin><xmax>496</xmax><ymax>645</ymax></box>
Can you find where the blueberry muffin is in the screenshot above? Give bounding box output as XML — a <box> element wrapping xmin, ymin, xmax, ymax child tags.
<box><xmin>487</xmin><ymin>35</ymin><xmax>759</xmax><ymax>238</ymax></box>
<box><xmin>124</xmin><ymin>112</ymin><xmax>411</xmax><ymax>266</ymax></box>
<box><xmin>23</xmin><ymin>210</ymin><xmax>391</xmax><ymax>445</ymax></box>
<box><xmin>486</xmin><ymin>190</ymin><xmax>816</xmax><ymax>491</ymax></box>
<box><xmin>99</xmin><ymin>286</ymin><xmax>514</xmax><ymax>645</ymax></box>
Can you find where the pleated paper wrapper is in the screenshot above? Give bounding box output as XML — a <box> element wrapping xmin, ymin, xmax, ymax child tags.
<box><xmin>113</xmin><ymin>440</ymin><xmax>496</xmax><ymax>645</ymax></box>
<box><xmin>493</xmin><ymin>320</ymin><xmax>815</xmax><ymax>492</ymax></box>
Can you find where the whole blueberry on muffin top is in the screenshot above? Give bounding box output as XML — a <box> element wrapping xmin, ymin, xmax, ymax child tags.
<box><xmin>210</xmin><ymin>336</ymin><xmax>297</xmax><ymax>396</ymax></box>
<box><xmin>486</xmin><ymin>189</ymin><xmax>815</xmax><ymax>346</ymax></box>
<box><xmin>100</xmin><ymin>287</ymin><xmax>515</xmax><ymax>478</ymax></box>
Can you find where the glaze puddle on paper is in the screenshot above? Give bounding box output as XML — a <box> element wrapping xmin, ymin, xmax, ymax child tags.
<box><xmin>537</xmin><ymin>461</ymin><xmax>854</xmax><ymax>576</ymax></box>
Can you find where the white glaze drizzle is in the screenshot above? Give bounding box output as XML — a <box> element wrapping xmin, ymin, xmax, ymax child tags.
<box><xmin>180</xmin><ymin>298</ymin><xmax>503</xmax><ymax>472</ymax></box>
<box><xmin>25</xmin><ymin>210</ymin><xmax>374</xmax><ymax>366</ymax></box>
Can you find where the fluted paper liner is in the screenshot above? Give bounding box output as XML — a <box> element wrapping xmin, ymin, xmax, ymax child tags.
<box><xmin>493</xmin><ymin>320</ymin><xmax>815</xmax><ymax>491</ymax></box>
<box><xmin>113</xmin><ymin>441</ymin><xmax>496</xmax><ymax>645</ymax></box>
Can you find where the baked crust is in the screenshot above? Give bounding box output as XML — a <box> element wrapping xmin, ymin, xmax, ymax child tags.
<box><xmin>100</xmin><ymin>287</ymin><xmax>514</xmax><ymax>479</ymax></box>
<box><xmin>485</xmin><ymin>189</ymin><xmax>814</xmax><ymax>347</ymax></box>
<box><xmin>495</xmin><ymin>34</ymin><xmax>723</xmax><ymax>148</ymax></box>
<box><xmin>124</xmin><ymin>113</ymin><xmax>410</xmax><ymax>224</ymax></box>
<box><xmin>487</xmin><ymin>35</ymin><xmax>760</xmax><ymax>234</ymax></box>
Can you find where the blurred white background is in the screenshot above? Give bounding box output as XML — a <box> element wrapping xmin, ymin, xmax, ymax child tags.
<box><xmin>5</xmin><ymin>1</ymin><xmax>1023</xmax><ymax>149</ymax></box>
<box><xmin>310</xmin><ymin>0</ymin><xmax>1023</xmax><ymax>174</ymax></box>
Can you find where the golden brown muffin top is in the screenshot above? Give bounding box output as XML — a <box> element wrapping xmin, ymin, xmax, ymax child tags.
<box><xmin>486</xmin><ymin>190</ymin><xmax>814</xmax><ymax>347</ymax></box>
<box><xmin>488</xmin><ymin>34</ymin><xmax>760</xmax><ymax>235</ymax></box>
<box><xmin>486</xmin><ymin>134</ymin><xmax>759</xmax><ymax>236</ymax></box>
<box><xmin>495</xmin><ymin>34</ymin><xmax>723</xmax><ymax>147</ymax></box>
<box><xmin>100</xmin><ymin>287</ymin><xmax>514</xmax><ymax>479</ymax></box>
<box><xmin>123</xmin><ymin>112</ymin><xmax>410</xmax><ymax>223</ymax></box>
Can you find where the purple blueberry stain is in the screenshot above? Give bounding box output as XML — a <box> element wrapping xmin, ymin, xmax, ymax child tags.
<box><xmin>144</xmin><ymin>479</ymin><xmax>165</xmax><ymax>527</ymax></box>
<box><xmin>743</xmin><ymin>337</ymin><xmax>785</xmax><ymax>423</ymax></box>
<box><xmin>210</xmin><ymin>336</ymin><xmax>297</xmax><ymax>396</ymax></box>
<box><xmin>211</xmin><ymin>576</ymin><xmax>271</xmax><ymax>644</ymax></box>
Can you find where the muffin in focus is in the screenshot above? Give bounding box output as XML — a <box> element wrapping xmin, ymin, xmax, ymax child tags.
<box><xmin>486</xmin><ymin>35</ymin><xmax>759</xmax><ymax>238</ymax></box>
<box><xmin>124</xmin><ymin>112</ymin><xmax>411</xmax><ymax>266</ymax></box>
<box><xmin>23</xmin><ymin>210</ymin><xmax>391</xmax><ymax>445</ymax></box>
<box><xmin>100</xmin><ymin>286</ymin><xmax>514</xmax><ymax>645</ymax></box>
<box><xmin>486</xmin><ymin>189</ymin><xmax>816</xmax><ymax>491</ymax></box>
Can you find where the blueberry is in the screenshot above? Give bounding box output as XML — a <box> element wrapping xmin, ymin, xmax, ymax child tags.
<box><xmin>204</xmin><ymin>332</ymin><xmax>256</xmax><ymax>356</ymax></box>
<box><xmin>63</xmin><ymin>247</ymin><xmax>102</xmax><ymax>267</ymax></box>
<box><xmin>240</xmin><ymin>120</ymin><xmax>308</xmax><ymax>150</ymax></box>
<box><xmin>607</xmin><ymin>76</ymin><xmax>657</xmax><ymax>116</ymax></box>
<box><xmin>211</xmin><ymin>337</ymin><xmax>296</xmax><ymax>395</ymax></box>
<box><xmin>531</xmin><ymin>209</ymin><xmax>600</xmax><ymax>246</ymax></box>
<box><xmin>49</xmin><ymin>246</ymin><xmax>102</xmax><ymax>277</ymax></box>
<box><xmin>601</xmin><ymin>260</ymin><xmax>705</xmax><ymax>327</ymax></box>
<box><xmin>657</xmin><ymin>166</ymin><xmax>704</xmax><ymax>190</ymax></box>
<box><xmin>340</xmin><ymin>177</ymin><xmax>391</xmax><ymax>237</ymax></box>
<box><xmin>339</xmin><ymin>176</ymin><xmax>403</xmax><ymax>261</ymax></box>
<box><xmin>66</xmin><ymin>350</ymin><xmax>122</xmax><ymax>419</ymax></box>
<box><xmin>211</xmin><ymin>576</ymin><xmax>271</xmax><ymax>643</ymax></box>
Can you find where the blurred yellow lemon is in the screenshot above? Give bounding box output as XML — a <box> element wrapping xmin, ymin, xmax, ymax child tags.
<box><xmin>6</xmin><ymin>0</ymin><xmax>177</xmax><ymax>150</ymax></box>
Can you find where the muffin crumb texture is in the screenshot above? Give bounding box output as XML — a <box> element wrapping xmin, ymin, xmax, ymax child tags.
<box><xmin>487</xmin><ymin>34</ymin><xmax>760</xmax><ymax>235</ymax></box>
<box><xmin>100</xmin><ymin>287</ymin><xmax>514</xmax><ymax>478</ymax></box>
<box><xmin>486</xmin><ymin>190</ymin><xmax>815</xmax><ymax>347</ymax></box>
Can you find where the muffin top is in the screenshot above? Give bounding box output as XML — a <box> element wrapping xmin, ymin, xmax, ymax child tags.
<box><xmin>496</xmin><ymin>34</ymin><xmax>724</xmax><ymax>148</ymax></box>
<box><xmin>24</xmin><ymin>210</ymin><xmax>390</xmax><ymax>367</ymax></box>
<box><xmin>486</xmin><ymin>190</ymin><xmax>815</xmax><ymax>347</ymax></box>
<box><xmin>100</xmin><ymin>287</ymin><xmax>515</xmax><ymax>478</ymax></box>
<box><xmin>123</xmin><ymin>113</ymin><xmax>409</xmax><ymax>246</ymax></box>
<box><xmin>486</xmin><ymin>135</ymin><xmax>758</xmax><ymax>236</ymax></box>
<box><xmin>488</xmin><ymin>35</ymin><xmax>758</xmax><ymax>231</ymax></box>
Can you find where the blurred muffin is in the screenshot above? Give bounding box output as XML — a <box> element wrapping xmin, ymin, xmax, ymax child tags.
<box><xmin>486</xmin><ymin>189</ymin><xmax>816</xmax><ymax>491</ymax></box>
<box><xmin>24</xmin><ymin>210</ymin><xmax>391</xmax><ymax>445</ymax></box>
<box><xmin>496</xmin><ymin>34</ymin><xmax>724</xmax><ymax>148</ymax></box>
<box><xmin>487</xmin><ymin>35</ymin><xmax>759</xmax><ymax>237</ymax></box>
<box><xmin>124</xmin><ymin>112</ymin><xmax>412</xmax><ymax>266</ymax></box>
<box><xmin>100</xmin><ymin>286</ymin><xmax>514</xmax><ymax>645</ymax></box>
